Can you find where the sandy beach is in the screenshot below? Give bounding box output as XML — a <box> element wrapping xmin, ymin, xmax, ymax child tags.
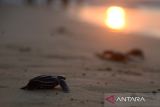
<box><xmin>0</xmin><ymin>5</ymin><xmax>160</xmax><ymax>107</ymax></box>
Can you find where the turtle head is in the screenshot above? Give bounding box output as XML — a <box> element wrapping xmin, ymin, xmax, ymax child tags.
<box><xmin>57</xmin><ymin>76</ymin><xmax>66</xmax><ymax>80</ymax></box>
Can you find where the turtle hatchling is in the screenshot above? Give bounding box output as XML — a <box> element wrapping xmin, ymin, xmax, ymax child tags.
<box><xmin>21</xmin><ymin>75</ymin><xmax>70</xmax><ymax>93</ymax></box>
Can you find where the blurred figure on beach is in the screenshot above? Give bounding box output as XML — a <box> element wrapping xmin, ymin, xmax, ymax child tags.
<box><xmin>24</xmin><ymin>0</ymin><xmax>83</xmax><ymax>9</ymax></box>
<box><xmin>26</xmin><ymin>0</ymin><xmax>34</xmax><ymax>5</ymax></box>
<box><xmin>61</xmin><ymin>0</ymin><xmax>69</xmax><ymax>8</ymax></box>
<box><xmin>47</xmin><ymin>0</ymin><xmax>54</xmax><ymax>6</ymax></box>
<box><xmin>26</xmin><ymin>0</ymin><xmax>69</xmax><ymax>8</ymax></box>
<box><xmin>61</xmin><ymin>0</ymin><xmax>83</xmax><ymax>8</ymax></box>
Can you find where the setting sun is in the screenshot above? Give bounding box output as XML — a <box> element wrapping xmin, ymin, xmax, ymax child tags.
<box><xmin>105</xmin><ymin>6</ymin><xmax>126</xmax><ymax>30</ymax></box>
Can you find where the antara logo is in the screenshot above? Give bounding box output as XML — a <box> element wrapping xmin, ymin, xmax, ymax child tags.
<box><xmin>116</xmin><ymin>97</ymin><xmax>146</xmax><ymax>102</ymax></box>
<box><xmin>105</xmin><ymin>96</ymin><xmax>146</xmax><ymax>104</ymax></box>
<box><xmin>106</xmin><ymin>95</ymin><xmax>115</xmax><ymax>104</ymax></box>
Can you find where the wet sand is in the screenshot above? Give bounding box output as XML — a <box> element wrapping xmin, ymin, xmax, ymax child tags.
<box><xmin>0</xmin><ymin>6</ymin><xmax>160</xmax><ymax>107</ymax></box>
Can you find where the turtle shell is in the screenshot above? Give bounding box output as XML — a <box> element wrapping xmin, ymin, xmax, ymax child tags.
<box><xmin>21</xmin><ymin>75</ymin><xmax>59</xmax><ymax>90</ymax></box>
<box><xmin>97</xmin><ymin>51</ymin><xmax>128</xmax><ymax>62</ymax></box>
<box><xmin>127</xmin><ymin>49</ymin><xmax>144</xmax><ymax>58</ymax></box>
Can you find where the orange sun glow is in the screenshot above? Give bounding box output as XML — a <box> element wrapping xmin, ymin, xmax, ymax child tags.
<box><xmin>105</xmin><ymin>6</ymin><xmax>126</xmax><ymax>30</ymax></box>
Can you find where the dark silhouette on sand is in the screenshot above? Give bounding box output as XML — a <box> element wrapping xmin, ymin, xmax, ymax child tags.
<box><xmin>61</xmin><ymin>0</ymin><xmax>69</xmax><ymax>8</ymax></box>
<box><xmin>26</xmin><ymin>0</ymin><xmax>34</xmax><ymax>5</ymax></box>
<box><xmin>47</xmin><ymin>0</ymin><xmax>54</xmax><ymax>5</ymax></box>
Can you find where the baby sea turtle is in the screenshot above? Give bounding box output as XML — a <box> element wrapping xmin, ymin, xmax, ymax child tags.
<box><xmin>21</xmin><ymin>75</ymin><xmax>69</xmax><ymax>93</ymax></box>
<box><xmin>96</xmin><ymin>50</ymin><xmax>128</xmax><ymax>62</ymax></box>
<box><xmin>127</xmin><ymin>49</ymin><xmax>144</xmax><ymax>59</ymax></box>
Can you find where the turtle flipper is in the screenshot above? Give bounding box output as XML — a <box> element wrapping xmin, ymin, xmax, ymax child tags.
<box><xmin>59</xmin><ymin>79</ymin><xmax>70</xmax><ymax>93</ymax></box>
<box><xmin>21</xmin><ymin>86</ymin><xmax>28</xmax><ymax>90</ymax></box>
